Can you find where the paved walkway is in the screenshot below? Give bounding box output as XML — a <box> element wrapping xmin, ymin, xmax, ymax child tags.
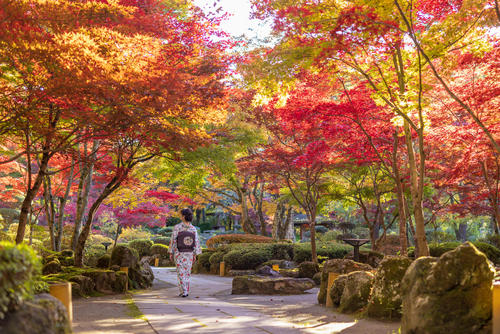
<box><xmin>73</xmin><ymin>268</ymin><xmax>400</xmax><ymax>334</ymax></box>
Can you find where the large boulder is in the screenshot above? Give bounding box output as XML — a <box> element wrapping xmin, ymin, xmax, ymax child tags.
<box><xmin>42</xmin><ymin>260</ymin><xmax>62</xmax><ymax>275</ymax></box>
<box><xmin>110</xmin><ymin>246</ymin><xmax>153</xmax><ymax>289</ymax></box>
<box><xmin>318</xmin><ymin>259</ymin><xmax>372</xmax><ymax>304</ymax></box>
<box><xmin>329</xmin><ymin>274</ymin><xmax>349</xmax><ymax>306</ymax></box>
<box><xmin>256</xmin><ymin>265</ymin><xmax>281</xmax><ymax>277</ymax></box>
<box><xmin>401</xmin><ymin>242</ymin><xmax>494</xmax><ymax>334</ymax></box>
<box><xmin>82</xmin><ymin>270</ymin><xmax>127</xmax><ymax>293</ymax></box>
<box><xmin>344</xmin><ymin>251</ymin><xmax>384</xmax><ymax>268</ymax></box>
<box><xmin>0</xmin><ymin>294</ymin><xmax>71</xmax><ymax>334</ymax></box>
<box><xmin>298</xmin><ymin>261</ymin><xmax>320</xmax><ymax>279</ymax></box>
<box><xmin>110</xmin><ymin>245</ymin><xmax>139</xmax><ymax>268</ymax></box>
<box><xmin>312</xmin><ymin>272</ymin><xmax>322</xmax><ymax>285</ymax></box>
<box><xmin>280</xmin><ymin>268</ymin><xmax>300</xmax><ymax>278</ymax></box>
<box><xmin>229</xmin><ymin>269</ymin><xmax>256</xmax><ymax>276</ymax></box>
<box><xmin>129</xmin><ymin>258</ymin><xmax>154</xmax><ymax>289</ymax></box>
<box><xmin>232</xmin><ymin>276</ymin><xmax>315</xmax><ymax>295</ymax></box>
<box><xmin>338</xmin><ymin>271</ymin><xmax>374</xmax><ymax>313</ymax></box>
<box><xmin>69</xmin><ymin>275</ymin><xmax>95</xmax><ymax>297</ymax></box>
<box><xmin>366</xmin><ymin>256</ymin><xmax>412</xmax><ymax>319</ymax></box>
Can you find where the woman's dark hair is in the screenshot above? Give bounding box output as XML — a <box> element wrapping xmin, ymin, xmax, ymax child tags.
<box><xmin>181</xmin><ymin>208</ymin><xmax>193</xmax><ymax>222</ymax></box>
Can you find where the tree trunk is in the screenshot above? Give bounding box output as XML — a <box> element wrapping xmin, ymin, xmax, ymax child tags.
<box><xmin>239</xmin><ymin>186</ymin><xmax>257</xmax><ymax>234</ymax></box>
<box><xmin>403</xmin><ymin>120</ymin><xmax>429</xmax><ymax>257</ymax></box>
<box><xmin>43</xmin><ymin>176</ymin><xmax>56</xmax><ymax>251</ymax></box>
<box><xmin>54</xmin><ymin>161</ymin><xmax>75</xmax><ymax>251</ymax></box>
<box><xmin>16</xmin><ymin>152</ymin><xmax>50</xmax><ymax>244</ymax></box>
<box><xmin>392</xmin><ymin>132</ymin><xmax>408</xmax><ymax>255</ymax></box>
<box><xmin>113</xmin><ymin>224</ymin><xmax>122</xmax><ymax>247</ymax></box>
<box><xmin>74</xmin><ymin>174</ymin><xmax>123</xmax><ymax>267</ymax></box>
<box><xmin>71</xmin><ymin>141</ymin><xmax>96</xmax><ymax>251</ymax></box>
<box><xmin>74</xmin><ymin>187</ymin><xmax>113</xmax><ymax>267</ymax></box>
<box><xmin>308</xmin><ymin>211</ymin><xmax>318</xmax><ymax>264</ymax></box>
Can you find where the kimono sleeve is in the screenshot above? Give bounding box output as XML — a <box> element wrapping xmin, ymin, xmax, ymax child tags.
<box><xmin>194</xmin><ymin>228</ymin><xmax>202</xmax><ymax>255</ymax></box>
<box><xmin>169</xmin><ymin>225</ymin><xmax>178</xmax><ymax>255</ymax></box>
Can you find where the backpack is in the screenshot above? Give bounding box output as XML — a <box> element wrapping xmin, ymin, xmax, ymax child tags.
<box><xmin>177</xmin><ymin>230</ymin><xmax>196</xmax><ymax>252</ymax></box>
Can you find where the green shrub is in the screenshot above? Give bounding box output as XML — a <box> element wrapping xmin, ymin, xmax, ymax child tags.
<box><xmin>293</xmin><ymin>242</ymin><xmax>351</xmax><ymax>263</ymax></box>
<box><xmin>223</xmin><ymin>248</ymin><xmax>271</xmax><ymax>270</ymax></box>
<box><xmin>150</xmin><ymin>244</ymin><xmax>169</xmax><ymax>259</ymax></box>
<box><xmin>127</xmin><ymin>239</ymin><xmax>153</xmax><ymax>258</ymax></box>
<box><xmin>482</xmin><ymin>234</ymin><xmax>500</xmax><ymax>249</ymax></box>
<box><xmin>269</xmin><ymin>243</ymin><xmax>294</xmax><ymax>260</ymax></box>
<box><xmin>0</xmin><ymin>241</ymin><xmax>41</xmax><ymax>319</ymax></box>
<box><xmin>318</xmin><ymin>230</ymin><xmax>341</xmax><ymax>242</ymax></box>
<box><xmin>152</xmin><ymin>236</ymin><xmax>170</xmax><ymax>246</ymax></box>
<box><xmin>472</xmin><ymin>242</ymin><xmax>500</xmax><ymax>264</ymax></box>
<box><xmin>83</xmin><ymin>234</ymin><xmax>112</xmax><ymax>267</ymax></box>
<box><xmin>197</xmin><ymin>251</ymin><xmax>214</xmax><ymax>271</ymax></box>
<box><xmin>96</xmin><ymin>254</ymin><xmax>111</xmax><ymax>268</ymax></box>
<box><xmin>209</xmin><ymin>251</ymin><xmax>225</xmax><ymax>266</ymax></box>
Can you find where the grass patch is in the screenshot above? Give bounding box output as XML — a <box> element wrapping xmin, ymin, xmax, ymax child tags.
<box><xmin>124</xmin><ymin>294</ymin><xmax>147</xmax><ymax>321</ymax></box>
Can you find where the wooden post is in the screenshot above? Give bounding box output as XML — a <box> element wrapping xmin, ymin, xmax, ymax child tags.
<box><xmin>325</xmin><ymin>272</ymin><xmax>338</xmax><ymax>307</ymax></box>
<box><xmin>120</xmin><ymin>267</ymin><xmax>129</xmax><ymax>291</ymax></box>
<box><xmin>49</xmin><ymin>282</ymin><xmax>72</xmax><ymax>322</ymax></box>
<box><xmin>154</xmin><ymin>257</ymin><xmax>159</xmax><ymax>267</ymax></box>
<box><xmin>220</xmin><ymin>262</ymin><xmax>225</xmax><ymax>277</ymax></box>
<box><xmin>494</xmin><ymin>282</ymin><xmax>500</xmax><ymax>334</ymax></box>
<box><xmin>272</xmin><ymin>264</ymin><xmax>279</xmax><ymax>272</ymax></box>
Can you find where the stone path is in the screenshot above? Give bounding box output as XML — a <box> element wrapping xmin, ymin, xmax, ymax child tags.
<box><xmin>73</xmin><ymin>267</ymin><xmax>400</xmax><ymax>334</ymax></box>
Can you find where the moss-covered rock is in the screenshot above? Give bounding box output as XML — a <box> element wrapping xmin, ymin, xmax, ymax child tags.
<box><xmin>128</xmin><ymin>258</ymin><xmax>154</xmax><ymax>289</ymax></box>
<box><xmin>42</xmin><ymin>261</ymin><xmax>62</xmax><ymax>275</ymax></box>
<box><xmin>298</xmin><ymin>261</ymin><xmax>320</xmax><ymax>279</ymax></box>
<box><xmin>345</xmin><ymin>251</ymin><xmax>384</xmax><ymax>268</ymax></box>
<box><xmin>110</xmin><ymin>245</ymin><xmax>139</xmax><ymax>268</ymax></box>
<box><xmin>59</xmin><ymin>257</ymin><xmax>74</xmax><ymax>267</ymax></box>
<box><xmin>0</xmin><ymin>294</ymin><xmax>71</xmax><ymax>334</ymax></box>
<box><xmin>60</xmin><ymin>250</ymin><xmax>73</xmax><ymax>258</ymax></box>
<box><xmin>338</xmin><ymin>271</ymin><xmax>374</xmax><ymax>313</ymax></box>
<box><xmin>69</xmin><ymin>275</ymin><xmax>95</xmax><ymax>297</ymax></box>
<box><xmin>96</xmin><ymin>254</ymin><xmax>111</xmax><ymax>269</ymax></box>
<box><xmin>312</xmin><ymin>272</ymin><xmax>321</xmax><ymax>285</ymax></box>
<box><xmin>329</xmin><ymin>274</ymin><xmax>348</xmax><ymax>306</ymax></box>
<box><xmin>82</xmin><ymin>270</ymin><xmax>127</xmax><ymax>293</ymax></box>
<box><xmin>317</xmin><ymin>259</ymin><xmax>372</xmax><ymax>304</ymax></box>
<box><xmin>366</xmin><ymin>256</ymin><xmax>412</xmax><ymax>319</ymax></box>
<box><xmin>401</xmin><ymin>242</ymin><xmax>494</xmax><ymax>334</ymax></box>
<box><xmin>232</xmin><ymin>276</ymin><xmax>315</xmax><ymax>295</ymax></box>
<box><xmin>280</xmin><ymin>268</ymin><xmax>300</xmax><ymax>278</ymax></box>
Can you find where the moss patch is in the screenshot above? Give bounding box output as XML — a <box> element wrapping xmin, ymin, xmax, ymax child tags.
<box><xmin>124</xmin><ymin>294</ymin><xmax>147</xmax><ymax>321</ymax></box>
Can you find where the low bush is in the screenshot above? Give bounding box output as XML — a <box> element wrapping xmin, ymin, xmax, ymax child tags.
<box><xmin>0</xmin><ymin>241</ymin><xmax>41</xmax><ymax>319</ymax></box>
<box><xmin>152</xmin><ymin>236</ymin><xmax>170</xmax><ymax>246</ymax></box>
<box><xmin>197</xmin><ymin>251</ymin><xmax>214</xmax><ymax>271</ymax></box>
<box><xmin>269</xmin><ymin>243</ymin><xmax>294</xmax><ymax>260</ymax></box>
<box><xmin>206</xmin><ymin>234</ymin><xmax>273</xmax><ymax>250</ymax></box>
<box><xmin>128</xmin><ymin>239</ymin><xmax>153</xmax><ymax>258</ymax></box>
<box><xmin>293</xmin><ymin>242</ymin><xmax>352</xmax><ymax>263</ymax></box>
<box><xmin>83</xmin><ymin>234</ymin><xmax>113</xmax><ymax>267</ymax></box>
<box><xmin>96</xmin><ymin>254</ymin><xmax>111</xmax><ymax>268</ymax></box>
<box><xmin>223</xmin><ymin>248</ymin><xmax>271</xmax><ymax>270</ymax></box>
<box><xmin>208</xmin><ymin>251</ymin><xmax>225</xmax><ymax>266</ymax></box>
<box><xmin>119</xmin><ymin>227</ymin><xmax>153</xmax><ymax>242</ymax></box>
<box><xmin>318</xmin><ymin>230</ymin><xmax>341</xmax><ymax>243</ymax></box>
<box><xmin>150</xmin><ymin>244</ymin><xmax>169</xmax><ymax>259</ymax></box>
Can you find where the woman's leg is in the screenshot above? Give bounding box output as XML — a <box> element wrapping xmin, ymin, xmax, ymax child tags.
<box><xmin>176</xmin><ymin>252</ymin><xmax>194</xmax><ymax>295</ymax></box>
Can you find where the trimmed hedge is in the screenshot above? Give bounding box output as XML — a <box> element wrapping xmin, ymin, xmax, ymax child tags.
<box><xmin>150</xmin><ymin>244</ymin><xmax>169</xmax><ymax>259</ymax></box>
<box><xmin>152</xmin><ymin>236</ymin><xmax>170</xmax><ymax>246</ymax></box>
<box><xmin>223</xmin><ymin>248</ymin><xmax>271</xmax><ymax>270</ymax></box>
<box><xmin>206</xmin><ymin>234</ymin><xmax>273</xmax><ymax>250</ymax></box>
<box><xmin>408</xmin><ymin>241</ymin><xmax>500</xmax><ymax>263</ymax></box>
<box><xmin>198</xmin><ymin>251</ymin><xmax>214</xmax><ymax>272</ymax></box>
<box><xmin>0</xmin><ymin>241</ymin><xmax>41</xmax><ymax>319</ymax></box>
<box><xmin>293</xmin><ymin>242</ymin><xmax>352</xmax><ymax>263</ymax></box>
<box><xmin>127</xmin><ymin>239</ymin><xmax>153</xmax><ymax>258</ymax></box>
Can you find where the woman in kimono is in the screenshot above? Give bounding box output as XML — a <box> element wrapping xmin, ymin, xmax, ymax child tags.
<box><xmin>169</xmin><ymin>208</ymin><xmax>201</xmax><ymax>297</ymax></box>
